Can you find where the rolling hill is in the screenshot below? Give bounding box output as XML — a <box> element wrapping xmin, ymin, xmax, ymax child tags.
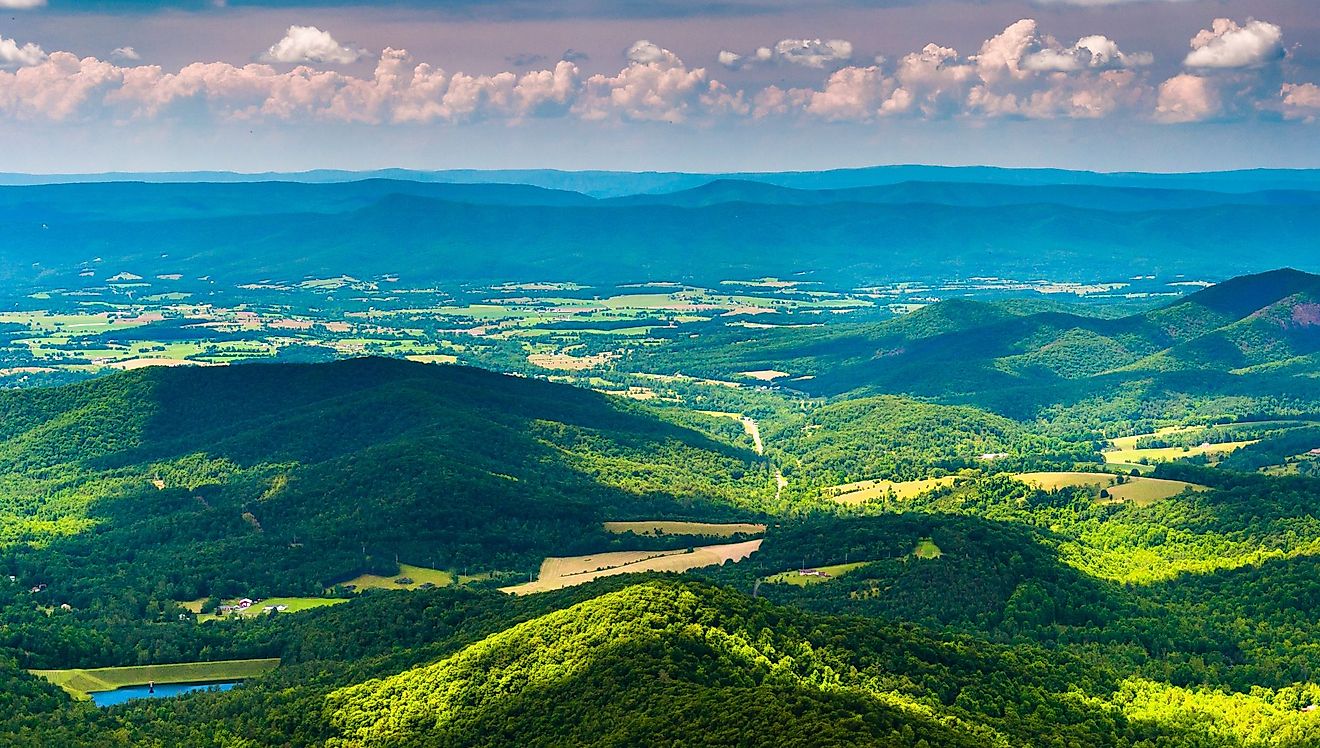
<box><xmin>636</xmin><ymin>270</ymin><xmax>1320</xmax><ymax>415</ymax></box>
<box><xmin>0</xmin><ymin>358</ymin><xmax>772</xmax><ymax>614</ymax></box>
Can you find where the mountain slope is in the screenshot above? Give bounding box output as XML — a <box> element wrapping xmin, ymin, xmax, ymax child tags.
<box><xmin>0</xmin><ymin>358</ymin><xmax>771</xmax><ymax>611</ymax></box>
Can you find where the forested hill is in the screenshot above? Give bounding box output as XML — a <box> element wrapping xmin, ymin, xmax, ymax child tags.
<box><xmin>635</xmin><ymin>269</ymin><xmax>1320</xmax><ymax>411</ymax></box>
<box><xmin>0</xmin><ymin>358</ymin><xmax>772</xmax><ymax>625</ymax></box>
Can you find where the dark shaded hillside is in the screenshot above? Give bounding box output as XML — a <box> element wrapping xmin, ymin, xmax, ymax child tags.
<box><xmin>0</xmin><ymin>358</ymin><xmax>772</xmax><ymax>617</ymax></box>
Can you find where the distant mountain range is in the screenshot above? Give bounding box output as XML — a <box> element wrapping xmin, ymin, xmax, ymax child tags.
<box><xmin>1</xmin><ymin>176</ymin><xmax>1318</xmax><ymax>287</ymax></box>
<box><xmin>4</xmin><ymin>164</ymin><xmax>1320</xmax><ymax>197</ymax></box>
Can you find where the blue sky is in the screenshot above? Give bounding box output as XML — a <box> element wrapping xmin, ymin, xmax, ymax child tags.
<box><xmin>0</xmin><ymin>0</ymin><xmax>1317</xmax><ymax>173</ymax></box>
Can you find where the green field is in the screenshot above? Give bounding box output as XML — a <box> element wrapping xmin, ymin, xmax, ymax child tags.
<box><xmin>338</xmin><ymin>563</ymin><xmax>455</xmax><ymax>592</ymax></box>
<box><xmin>1014</xmin><ymin>471</ymin><xmax>1208</xmax><ymax>505</ymax></box>
<box><xmin>31</xmin><ymin>659</ymin><xmax>280</xmax><ymax>699</ymax></box>
<box><xmin>184</xmin><ymin>596</ymin><xmax>348</xmax><ymax>622</ymax></box>
<box><xmin>764</xmin><ymin>561</ymin><xmax>872</xmax><ymax>586</ymax></box>
<box><xmin>912</xmin><ymin>539</ymin><xmax>943</xmax><ymax>559</ymax></box>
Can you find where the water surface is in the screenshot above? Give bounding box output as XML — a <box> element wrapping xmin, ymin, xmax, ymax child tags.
<box><xmin>90</xmin><ymin>681</ymin><xmax>238</xmax><ymax>707</ymax></box>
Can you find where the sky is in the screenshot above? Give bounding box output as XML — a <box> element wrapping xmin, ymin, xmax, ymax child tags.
<box><xmin>0</xmin><ymin>0</ymin><xmax>1317</xmax><ymax>173</ymax></box>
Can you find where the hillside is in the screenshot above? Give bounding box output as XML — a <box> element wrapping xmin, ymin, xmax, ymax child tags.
<box><xmin>0</xmin><ymin>358</ymin><xmax>772</xmax><ymax>619</ymax></box>
<box><xmin>633</xmin><ymin>270</ymin><xmax>1320</xmax><ymax>419</ymax></box>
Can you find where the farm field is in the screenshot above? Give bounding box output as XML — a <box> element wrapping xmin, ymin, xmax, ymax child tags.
<box><xmin>764</xmin><ymin>561</ymin><xmax>872</xmax><ymax>586</ymax></box>
<box><xmin>602</xmin><ymin>520</ymin><xmax>767</xmax><ymax>537</ymax></box>
<box><xmin>1014</xmin><ymin>472</ymin><xmax>1209</xmax><ymax>504</ymax></box>
<box><xmin>1103</xmin><ymin>440</ymin><xmax>1257</xmax><ymax>465</ymax></box>
<box><xmin>337</xmin><ymin>563</ymin><xmax>455</xmax><ymax>592</ymax></box>
<box><xmin>500</xmin><ymin>539</ymin><xmax>763</xmax><ymax>595</ymax></box>
<box><xmin>31</xmin><ymin>659</ymin><xmax>280</xmax><ymax>699</ymax></box>
<box><xmin>826</xmin><ymin>476</ymin><xmax>960</xmax><ymax>504</ymax></box>
<box><xmin>184</xmin><ymin>596</ymin><xmax>348</xmax><ymax>622</ymax></box>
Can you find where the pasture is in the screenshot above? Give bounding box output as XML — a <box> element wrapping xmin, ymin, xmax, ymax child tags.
<box><xmin>765</xmin><ymin>561</ymin><xmax>871</xmax><ymax>586</ymax></box>
<box><xmin>912</xmin><ymin>539</ymin><xmax>943</xmax><ymax>559</ymax></box>
<box><xmin>501</xmin><ymin>539</ymin><xmax>762</xmax><ymax>595</ymax></box>
<box><xmin>1104</xmin><ymin>440</ymin><xmax>1257</xmax><ymax>465</ymax></box>
<box><xmin>603</xmin><ymin>520</ymin><xmax>767</xmax><ymax>537</ymax></box>
<box><xmin>32</xmin><ymin>658</ymin><xmax>279</xmax><ymax>699</ymax></box>
<box><xmin>338</xmin><ymin>563</ymin><xmax>455</xmax><ymax>592</ymax></box>
<box><xmin>1014</xmin><ymin>471</ymin><xmax>1209</xmax><ymax>505</ymax></box>
<box><xmin>826</xmin><ymin>476</ymin><xmax>959</xmax><ymax>505</ymax></box>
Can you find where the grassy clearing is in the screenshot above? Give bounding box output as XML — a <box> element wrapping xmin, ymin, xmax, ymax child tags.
<box><xmin>764</xmin><ymin>561</ymin><xmax>871</xmax><ymax>586</ymax></box>
<box><xmin>1104</xmin><ymin>440</ymin><xmax>1257</xmax><ymax>465</ymax></box>
<box><xmin>501</xmin><ymin>539</ymin><xmax>762</xmax><ymax>595</ymax></box>
<box><xmin>912</xmin><ymin>539</ymin><xmax>943</xmax><ymax>559</ymax></box>
<box><xmin>826</xmin><ymin>476</ymin><xmax>959</xmax><ymax>505</ymax></box>
<box><xmin>185</xmin><ymin>596</ymin><xmax>347</xmax><ymax>622</ymax></box>
<box><xmin>603</xmin><ymin>520</ymin><xmax>767</xmax><ymax>537</ymax></box>
<box><xmin>31</xmin><ymin>659</ymin><xmax>279</xmax><ymax>699</ymax></box>
<box><xmin>338</xmin><ymin>563</ymin><xmax>454</xmax><ymax>592</ymax></box>
<box><xmin>1014</xmin><ymin>471</ymin><xmax>1209</xmax><ymax>505</ymax></box>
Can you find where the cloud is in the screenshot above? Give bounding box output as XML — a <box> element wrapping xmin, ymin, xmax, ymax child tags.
<box><xmin>111</xmin><ymin>47</ymin><xmax>142</xmax><ymax>62</ymax></box>
<box><xmin>1023</xmin><ymin>34</ymin><xmax>1153</xmax><ymax>72</ymax></box>
<box><xmin>0</xmin><ymin>34</ymin><xmax>46</xmax><ymax>69</ymax></box>
<box><xmin>577</xmin><ymin>40</ymin><xmax>709</xmax><ymax>122</ymax></box>
<box><xmin>1184</xmin><ymin>18</ymin><xmax>1284</xmax><ymax>69</ymax></box>
<box><xmin>0</xmin><ymin>0</ymin><xmax>46</xmax><ymax>8</ymax></box>
<box><xmin>773</xmin><ymin>39</ymin><xmax>852</xmax><ymax>68</ymax></box>
<box><xmin>561</xmin><ymin>49</ymin><xmax>589</xmax><ymax>63</ymax></box>
<box><xmin>719</xmin><ymin>38</ymin><xmax>849</xmax><ymax>69</ymax></box>
<box><xmin>261</xmin><ymin>25</ymin><xmax>366</xmax><ymax>65</ymax></box>
<box><xmin>1155</xmin><ymin>73</ymin><xmax>1218</xmax><ymax>123</ymax></box>
<box><xmin>1282</xmin><ymin>83</ymin><xmax>1320</xmax><ymax>122</ymax></box>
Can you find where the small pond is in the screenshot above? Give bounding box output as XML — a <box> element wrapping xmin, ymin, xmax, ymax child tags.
<box><xmin>90</xmin><ymin>681</ymin><xmax>239</xmax><ymax>707</ymax></box>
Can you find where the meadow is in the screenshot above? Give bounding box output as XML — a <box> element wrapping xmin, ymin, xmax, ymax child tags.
<box><xmin>31</xmin><ymin>659</ymin><xmax>279</xmax><ymax>699</ymax></box>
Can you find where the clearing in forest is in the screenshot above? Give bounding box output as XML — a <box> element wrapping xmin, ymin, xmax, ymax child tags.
<box><xmin>603</xmin><ymin>520</ymin><xmax>767</xmax><ymax>537</ymax></box>
<box><xmin>500</xmin><ymin>539</ymin><xmax>762</xmax><ymax>595</ymax></box>
<box><xmin>826</xmin><ymin>476</ymin><xmax>959</xmax><ymax>505</ymax></box>
<box><xmin>737</xmin><ymin>369</ymin><xmax>790</xmax><ymax>381</ymax></box>
<box><xmin>1014</xmin><ymin>471</ymin><xmax>1209</xmax><ymax>505</ymax></box>
<box><xmin>337</xmin><ymin>563</ymin><xmax>455</xmax><ymax>592</ymax></box>
<box><xmin>912</xmin><ymin>539</ymin><xmax>943</xmax><ymax>559</ymax></box>
<box><xmin>31</xmin><ymin>658</ymin><xmax>279</xmax><ymax>699</ymax></box>
<box><xmin>764</xmin><ymin>561</ymin><xmax>872</xmax><ymax>586</ymax></box>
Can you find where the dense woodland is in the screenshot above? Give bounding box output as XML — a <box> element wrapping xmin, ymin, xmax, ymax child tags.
<box><xmin>0</xmin><ymin>269</ymin><xmax>1319</xmax><ymax>745</ymax></box>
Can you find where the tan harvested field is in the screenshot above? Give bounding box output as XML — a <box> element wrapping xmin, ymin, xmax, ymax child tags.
<box><xmin>527</xmin><ymin>352</ymin><xmax>615</xmax><ymax>370</ymax></box>
<box><xmin>826</xmin><ymin>476</ymin><xmax>959</xmax><ymax>505</ymax></box>
<box><xmin>501</xmin><ymin>539</ymin><xmax>762</xmax><ymax>595</ymax></box>
<box><xmin>1014</xmin><ymin>472</ymin><xmax>1209</xmax><ymax>505</ymax></box>
<box><xmin>1104</xmin><ymin>440</ymin><xmax>1257</xmax><ymax>465</ymax></box>
<box><xmin>1105</xmin><ymin>477</ymin><xmax>1211</xmax><ymax>506</ymax></box>
<box><xmin>603</xmin><ymin>520</ymin><xmax>767</xmax><ymax>537</ymax></box>
<box><xmin>738</xmin><ymin>369</ymin><xmax>790</xmax><ymax>381</ymax></box>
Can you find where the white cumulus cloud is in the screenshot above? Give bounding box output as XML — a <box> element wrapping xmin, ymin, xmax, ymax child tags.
<box><xmin>1184</xmin><ymin>18</ymin><xmax>1284</xmax><ymax>69</ymax></box>
<box><xmin>719</xmin><ymin>38</ymin><xmax>850</xmax><ymax>69</ymax></box>
<box><xmin>0</xmin><ymin>34</ymin><xmax>46</xmax><ymax>69</ymax></box>
<box><xmin>0</xmin><ymin>0</ymin><xmax>47</xmax><ymax>8</ymax></box>
<box><xmin>261</xmin><ymin>25</ymin><xmax>366</xmax><ymax>65</ymax></box>
<box><xmin>1155</xmin><ymin>73</ymin><xmax>1219</xmax><ymax>123</ymax></box>
<box><xmin>111</xmin><ymin>47</ymin><xmax>141</xmax><ymax>62</ymax></box>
